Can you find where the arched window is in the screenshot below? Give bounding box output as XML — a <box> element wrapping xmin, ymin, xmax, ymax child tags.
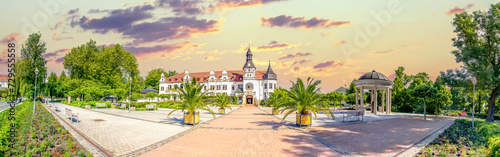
<box><xmin>168</xmin><ymin>85</ymin><xmax>172</xmax><ymax>90</ymax></box>
<box><xmin>174</xmin><ymin>84</ymin><xmax>178</xmax><ymax>88</ymax></box>
<box><xmin>231</xmin><ymin>76</ymin><xmax>235</xmax><ymax>80</ymax></box>
<box><xmin>180</xmin><ymin>84</ymin><xmax>184</xmax><ymax>88</ymax></box>
<box><xmin>161</xmin><ymin>87</ymin><xmax>164</xmax><ymax>91</ymax></box>
<box><xmin>245</xmin><ymin>83</ymin><xmax>254</xmax><ymax>90</ymax></box>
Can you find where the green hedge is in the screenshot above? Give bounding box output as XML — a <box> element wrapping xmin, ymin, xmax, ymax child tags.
<box><xmin>465</xmin><ymin>112</ymin><xmax>500</xmax><ymax>120</ymax></box>
<box><xmin>489</xmin><ymin>136</ymin><xmax>500</xmax><ymax>157</ymax></box>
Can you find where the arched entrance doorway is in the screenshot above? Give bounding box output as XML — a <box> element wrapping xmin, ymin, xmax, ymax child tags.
<box><xmin>246</xmin><ymin>95</ymin><xmax>253</xmax><ymax>105</ymax></box>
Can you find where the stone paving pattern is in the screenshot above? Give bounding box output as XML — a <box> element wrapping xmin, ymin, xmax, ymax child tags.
<box><xmin>140</xmin><ymin>107</ymin><xmax>341</xmax><ymax>157</ymax></box>
<box><xmin>306</xmin><ymin>115</ymin><xmax>455</xmax><ymax>157</ymax></box>
<box><xmin>48</xmin><ymin>103</ymin><xmax>195</xmax><ymax>156</ymax></box>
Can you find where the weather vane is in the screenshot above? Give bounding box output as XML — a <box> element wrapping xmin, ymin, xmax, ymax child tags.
<box><xmin>248</xmin><ymin>41</ymin><xmax>252</xmax><ymax>47</ymax></box>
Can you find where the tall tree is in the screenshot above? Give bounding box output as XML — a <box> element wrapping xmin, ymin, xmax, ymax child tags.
<box><xmin>46</xmin><ymin>72</ymin><xmax>58</xmax><ymax>98</ymax></box>
<box><xmin>15</xmin><ymin>32</ymin><xmax>48</xmax><ymax>100</ymax></box>
<box><xmin>325</xmin><ymin>91</ymin><xmax>345</xmax><ymax>110</ymax></box>
<box><xmin>56</xmin><ymin>71</ymin><xmax>68</xmax><ymax>98</ymax></box>
<box><xmin>451</xmin><ymin>4</ymin><xmax>500</xmax><ymax>122</ymax></box>
<box><xmin>145</xmin><ymin>68</ymin><xmax>171</xmax><ymax>90</ymax></box>
<box><xmin>345</xmin><ymin>78</ymin><xmax>357</xmax><ymax>95</ymax></box>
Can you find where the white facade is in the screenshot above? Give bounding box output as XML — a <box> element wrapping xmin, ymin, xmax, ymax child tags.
<box><xmin>158</xmin><ymin>48</ymin><xmax>278</xmax><ymax>105</ymax></box>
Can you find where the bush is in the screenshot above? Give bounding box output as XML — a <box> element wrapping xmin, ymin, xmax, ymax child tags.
<box><xmin>489</xmin><ymin>136</ymin><xmax>500</xmax><ymax>157</ymax></box>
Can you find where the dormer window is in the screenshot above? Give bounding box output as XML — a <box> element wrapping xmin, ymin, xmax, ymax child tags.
<box><xmin>169</xmin><ymin>79</ymin><xmax>171</xmax><ymax>81</ymax></box>
<box><xmin>175</xmin><ymin>78</ymin><xmax>177</xmax><ymax>81</ymax></box>
<box><xmin>197</xmin><ymin>78</ymin><xmax>200</xmax><ymax>82</ymax></box>
<box><xmin>204</xmin><ymin>78</ymin><xmax>207</xmax><ymax>81</ymax></box>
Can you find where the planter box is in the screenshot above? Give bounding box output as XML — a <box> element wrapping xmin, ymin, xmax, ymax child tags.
<box><xmin>296</xmin><ymin>112</ymin><xmax>312</xmax><ymax>127</ymax></box>
<box><xmin>272</xmin><ymin>108</ymin><xmax>279</xmax><ymax>115</ymax></box>
<box><xmin>85</xmin><ymin>105</ymin><xmax>90</xmax><ymax>109</ymax></box>
<box><xmin>130</xmin><ymin>107</ymin><xmax>136</xmax><ymax>111</ymax></box>
<box><xmin>219</xmin><ymin>108</ymin><xmax>225</xmax><ymax>114</ymax></box>
<box><xmin>184</xmin><ymin>111</ymin><xmax>200</xmax><ymax>125</ymax></box>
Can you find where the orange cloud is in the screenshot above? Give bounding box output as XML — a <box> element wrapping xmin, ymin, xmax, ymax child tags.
<box><xmin>332</xmin><ymin>40</ymin><xmax>346</xmax><ymax>46</ymax></box>
<box><xmin>207</xmin><ymin>0</ymin><xmax>284</xmax><ymax>12</ymax></box>
<box><xmin>260</xmin><ymin>15</ymin><xmax>351</xmax><ymax>29</ymax></box>
<box><xmin>446</xmin><ymin>4</ymin><xmax>474</xmax><ymax>15</ymax></box>
<box><xmin>1</xmin><ymin>33</ymin><xmax>21</xmax><ymax>44</ymax></box>
<box><xmin>278</xmin><ymin>52</ymin><xmax>312</xmax><ymax>60</ymax></box>
<box><xmin>202</xmin><ymin>56</ymin><xmax>221</xmax><ymax>61</ymax></box>
<box><xmin>125</xmin><ymin>41</ymin><xmax>199</xmax><ymax>58</ymax></box>
<box><xmin>256</xmin><ymin>41</ymin><xmax>301</xmax><ymax>51</ymax></box>
<box><xmin>52</xmin><ymin>32</ymin><xmax>73</xmax><ymax>41</ymax></box>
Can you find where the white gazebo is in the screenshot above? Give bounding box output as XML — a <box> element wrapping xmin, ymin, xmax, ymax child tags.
<box><xmin>353</xmin><ymin>70</ymin><xmax>394</xmax><ymax>115</ymax></box>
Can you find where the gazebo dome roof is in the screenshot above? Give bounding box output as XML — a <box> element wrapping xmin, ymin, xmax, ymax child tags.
<box><xmin>358</xmin><ymin>70</ymin><xmax>390</xmax><ymax>81</ymax></box>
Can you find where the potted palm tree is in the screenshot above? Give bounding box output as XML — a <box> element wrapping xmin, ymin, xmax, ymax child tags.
<box><xmin>280</xmin><ymin>77</ymin><xmax>334</xmax><ymax>127</ymax></box>
<box><xmin>167</xmin><ymin>77</ymin><xmax>215</xmax><ymax>125</ymax></box>
<box><xmin>267</xmin><ymin>91</ymin><xmax>286</xmax><ymax>115</ymax></box>
<box><xmin>212</xmin><ymin>93</ymin><xmax>232</xmax><ymax>114</ymax></box>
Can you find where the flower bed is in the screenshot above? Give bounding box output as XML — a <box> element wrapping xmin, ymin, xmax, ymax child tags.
<box><xmin>0</xmin><ymin>101</ymin><xmax>92</xmax><ymax>156</ymax></box>
<box><xmin>415</xmin><ymin>119</ymin><xmax>500</xmax><ymax>157</ymax></box>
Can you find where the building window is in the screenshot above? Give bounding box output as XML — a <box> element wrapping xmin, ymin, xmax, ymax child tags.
<box><xmin>238</xmin><ymin>85</ymin><xmax>243</xmax><ymax>90</ymax></box>
<box><xmin>161</xmin><ymin>87</ymin><xmax>164</xmax><ymax>91</ymax></box>
<box><xmin>231</xmin><ymin>76</ymin><xmax>235</xmax><ymax>80</ymax></box>
<box><xmin>245</xmin><ymin>83</ymin><xmax>254</xmax><ymax>90</ymax></box>
<box><xmin>180</xmin><ymin>84</ymin><xmax>183</xmax><ymax>88</ymax></box>
<box><xmin>210</xmin><ymin>85</ymin><xmax>215</xmax><ymax>90</ymax></box>
<box><xmin>168</xmin><ymin>85</ymin><xmax>172</xmax><ymax>90</ymax></box>
<box><xmin>223</xmin><ymin>85</ymin><xmax>227</xmax><ymax>90</ymax></box>
<box><xmin>174</xmin><ymin>85</ymin><xmax>178</xmax><ymax>88</ymax></box>
<box><xmin>169</xmin><ymin>79</ymin><xmax>171</xmax><ymax>81</ymax></box>
<box><xmin>175</xmin><ymin>78</ymin><xmax>178</xmax><ymax>81</ymax></box>
<box><xmin>269</xmin><ymin>83</ymin><xmax>273</xmax><ymax>89</ymax></box>
<box><xmin>216</xmin><ymin>85</ymin><xmax>221</xmax><ymax>90</ymax></box>
<box><xmin>274</xmin><ymin>84</ymin><xmax>276</xmax><ymax>89</ymax></box>
<box><xmin>197</xmin><ymin>78</ymin><xmax>200</xmax><ymax>82</ymax></box>
<box><xmin>232</xmin><ymin>85</ymin><xmax>235</xmax><ymax>90</ymax></box>
<box><xmin>204</xmin><ymin>86</ymin><xmax>207</xmax><ymax>90</ymax></box>
<box><xmin>264</xmin><ymin>84</ymin><xmax>267</xmax><ymax>89</ymax></box>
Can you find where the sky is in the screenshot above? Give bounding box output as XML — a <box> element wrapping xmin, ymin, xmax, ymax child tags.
<box><xmin>0</xmin><ymin>0</ymin><xmax>498</xmax><ymax>93</ymax></box>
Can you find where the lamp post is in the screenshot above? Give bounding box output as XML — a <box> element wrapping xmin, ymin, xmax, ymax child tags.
<box><xmin>128</xmin><ymin>77</ymin><xmax>132</xmax><ymax>113</ymax></box>
<box><xmin>33</xmin><ymin>68</ymin><xmax>39</xmax><ymax>114</ymax></box>
<box><xmin>471</xmin><ymin>77</ymin><xmax>477</xmax><ymax>128</ymax></box>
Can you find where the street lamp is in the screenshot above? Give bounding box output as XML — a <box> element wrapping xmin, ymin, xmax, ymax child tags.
<box><xmin>128</xmin><ymin>77</ymin><xmax>132</xmax><ymax>113</ymax></box>
<box><xmin>33</xmin><ymin>68</ymin><xmax>39</xmax><ymax>114</ymax></box>
<box><xmin>471</xmin><ymin>77</ymin><xmax>477</xmax><ymax>128</ymax></box>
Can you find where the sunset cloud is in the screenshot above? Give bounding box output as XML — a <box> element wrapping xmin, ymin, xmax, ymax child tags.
<box><xmin>75</xmin><ymin>4</ymin><xmax>224</xmax><ymax>44</ymax></box>
<box><xmin>207</xmin><ymin>0</ymin><xmax>284</xmax><ymax>12</ymax></box>
<box><xmin>157</xmin><ymin>0</ymin><xmax>203</xmax><ymax>15</ymax></box>
<box><xmin>277</xmin><ymin>52</ymin><xmax>311</xmax><ymax>60</ymax></box>
<box><xmin>52</xmin><ymin>33</ymin><xmax>74</xmax><ymax>41</ymax></box>
<box><xmin>124</xmin><ymin>41</ymin><xmax>199</xmax><ymax>58</ymax></box>
<box><xmin>202</xmin><ymin>56</ymin><xmax>221</xmax><ymax>61</ymax></box>
<box><xmin>260</xmin><ymin>15</ymin><xmax>350</xmax><ymax>29</ymax></box>
<box><xmin>313</xmin><ymin>60</ymin><xmax>346</xmax><ymax>70</ymax></box>
<box><xmin>256</xmin><ymin>41</ymin><xmax>300</xmax><ymax>51</ymax></box>
<box><xmin>446</xmin><ymin>4</ymin><xmax>474</xmax><ymax>15</ymax></box>
<box><xmin>1</xmin><ymin>33</ymin><xmax>21</xmax><ymax>44</ymax></box>
<box><xmin>332</xmin><ymin>40</ymin><xmax>346</xmax><ymax>46</ymax></box>
<box><xmin>44</xmin><ymin>49</ymin><xmax>71</xmax><ymax>63</ymax></box>
<box><xmin>291</xmin><ymin>60</ymin><xmax>312</xmax><ymax>65</ymax></box>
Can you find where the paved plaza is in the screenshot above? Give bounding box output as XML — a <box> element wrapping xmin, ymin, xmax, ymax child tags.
<box><xmin>46</xmin><ymin>103</ymin><xmax>455</xmax><ymax>157</ymax></box>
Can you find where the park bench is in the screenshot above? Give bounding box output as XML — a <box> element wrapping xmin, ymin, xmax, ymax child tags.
<box><xmin>65</xmin><ymin>108</ymin><xmax>79</xmax><ymax>122</ymax></box>
<box><xmin>118</xmin><ymin>103</ymin><xmax>127</xmax><ymax>109</ymax></box>
<box><xmin>54</xmin><ymin>103</ymin><xmax>60</xmax><ymax>112</ymax></box>
<box><xmin>96</xmin><ymin>103</ymin><xmax>107</xmax><ymax>108</ymax></box>
<box><xmin>146</xmin><ymin>104</ymin><xmax>156</xmax><ymax>110</ymax></box>
<box><xmin>342</xmin><ymin>110</ymin><xmax>364</xmax><ymax>123</ymax></box>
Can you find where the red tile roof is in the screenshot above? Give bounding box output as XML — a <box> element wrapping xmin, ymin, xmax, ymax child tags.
<box><xmin>0</xmin><ymin>74</ymin><xmax>10</xmax><ymax>82</ymax></box>
<box><xmin>165</xmin><ymin>70</ymin><xmax>266</xmax><ymax>83</ymax></box>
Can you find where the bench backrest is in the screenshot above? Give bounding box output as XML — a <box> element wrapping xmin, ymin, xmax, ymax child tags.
<box><xmin>146</xmin><ymin>104</ymin><xmax>154</xmax><ymax>108</ymax></box>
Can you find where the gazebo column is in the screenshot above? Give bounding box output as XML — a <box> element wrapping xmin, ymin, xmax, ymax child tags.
<box><xmin>355</xmin><ymin>87</ymin><xmax>359</xmax><ymax>108</ymax></box>
<box><xmin>374</xmin><ymin>86</ymin><xmax>378</xmax><ymax>115</ymax></box>
<box><xmin>370</xmin><ymin>90</ymin><xmax>374</xmax><ymax>113</ymax></box>
<box><xmin>389</xmin><ymin>89</ymin><xmax>392</xmax><ymax>114</ymax></box>
<box><xmin>382</xmin><ymin>90</ymin><xmax>385</xmax><ymax>113</ymax></box>
<box><xmin>360</xmin><ymin>86</ymin><xmax>364</xmax><ymax>113</ymax></box>
<box><xmin>386</xmin><ymin>87</ymin><xmax>390</xmax><ymax>114</ymax></box>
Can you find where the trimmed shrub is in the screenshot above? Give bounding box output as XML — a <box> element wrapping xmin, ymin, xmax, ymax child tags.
<box><xmin>489</xmin><ymin>136</ymin><xmax>500</xmax><ymax>157</ymax></box>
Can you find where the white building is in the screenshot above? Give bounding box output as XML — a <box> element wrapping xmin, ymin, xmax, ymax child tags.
<box><xmin>0</xmin><ymin>74</ymin><xmax>9</xmax><ymax>89</ymax></box>
<box><xmin>158</xmin><ymin>47</ymin><xmax>277</xmax><ymax>106</ymax></box>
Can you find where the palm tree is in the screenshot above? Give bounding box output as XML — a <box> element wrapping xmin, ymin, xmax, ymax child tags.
<box><xmin>280</xmin><ymin>77</ymin><xmax>334</xmax><ymax>121</ymax></box>
<box><xmin>212</xmin><ymin>93</ymin><xmax>232</xmax><ymax>114</ymax></box>
<box><xmin>167</xmin><ymin>77</ymin><xmax>215</xmax><ymax>119</ymax></box>
<box><xmin>267</xmin><ymin>91</ymin><xmax>286</xmax><ymax>114</ymax></box>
